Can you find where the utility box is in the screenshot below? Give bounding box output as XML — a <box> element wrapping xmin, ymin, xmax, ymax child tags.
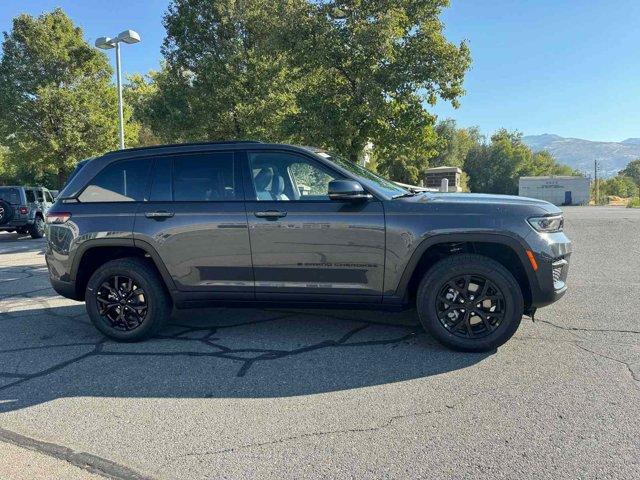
<box><xmin>519</xmin><ymin>176</ymin><xmax>590</xmax><ymax>206</ymax></box>
<box><xmin>423</xmin><ymin>167</ymin><xmax>462</xmax><ymax>192</ymax></box>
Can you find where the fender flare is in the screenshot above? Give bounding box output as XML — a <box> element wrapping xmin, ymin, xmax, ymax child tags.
<box><xmin>70</xmin><ymin>237</ymin><xmax>177</xmax><ymax>292</ymax></box>
<box><xmin>393</xmin><ymin>231</ymin><xmax>538</xmax><ymax>299</ymax></box>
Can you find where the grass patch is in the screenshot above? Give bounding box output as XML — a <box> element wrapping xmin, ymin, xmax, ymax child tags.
<box><xmin>627</xmin><ymin>197</ymin><xmax>640</xmax><ymax>208</ymax></box>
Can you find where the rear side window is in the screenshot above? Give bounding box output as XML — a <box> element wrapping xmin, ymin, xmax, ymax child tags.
<box><xmin>0</xmin><ymin>188</ymin><xmax>20</xmax><ymax>204</ymax></box>
<box><xmin>79</xmin><ymin>159</ymin><xmax>152</xmax><ymax>203</ymax></box>
<box><xmin>25</xmin><ymin>190</ymin><xmax>36</xmax><ymax>202</ymax></box>
<box><xmin>35</xmin><ymin>190</ymin><xmax>44</xmax><ymax>201</ymax></box>
<box><xmin>173</xmin><ymin>152</ymin><xmax>239</xmax><ymax>201</ymax></box>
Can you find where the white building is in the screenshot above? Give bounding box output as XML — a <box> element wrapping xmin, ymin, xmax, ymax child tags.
<box><xmin>519</xmin><ymin>175</ymin><xmax>590</xmax><ymax>206</ymax></box>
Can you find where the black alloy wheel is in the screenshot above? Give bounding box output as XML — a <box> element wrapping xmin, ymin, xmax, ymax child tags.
<box><xmin>95</xmin><ymin>275</ymin><xmax>148</xmax><ymax>331</ymax></box>
<box><xmin>435</xmin><ymin>274</ymin><xmax>506</xmax><ymax>339</ymax></box>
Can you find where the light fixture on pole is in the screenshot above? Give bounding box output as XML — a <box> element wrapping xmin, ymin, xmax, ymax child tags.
<box><xmin>95</xmin><ymin>30</ymin><xmax>141</xmax><ymax>150</ymax></box>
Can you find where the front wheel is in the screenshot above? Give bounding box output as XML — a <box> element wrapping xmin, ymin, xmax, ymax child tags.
<box><xmin>416</xmin><ymin>254</ymin><xmax>524</xmax><ymax>352</ymax></box>
<box><xmin>85</xmin><ymin>257</ymin><xmax>171</xmax><ymax>342</ymax></box>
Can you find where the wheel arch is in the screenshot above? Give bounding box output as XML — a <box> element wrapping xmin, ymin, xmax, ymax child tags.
<box><xmin>71</xmin><ymin>239</ymin><xmax>176</xmax><ymax>300</ymax></box>
<box><xmin>396</xmin><ymin>233</ymin><xmax>536</xmax><ymax>312</ymax></box>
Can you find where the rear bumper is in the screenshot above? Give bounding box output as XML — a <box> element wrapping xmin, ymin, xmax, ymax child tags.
<box><xmin>50</xmin><ymin>278</ymin><xmax>81</xmax><ymax>301</ymax></box>
<box><xmin>0</xmin><ymin>219</ymin><xmax>30</xmax><ymax>230</ymax></box>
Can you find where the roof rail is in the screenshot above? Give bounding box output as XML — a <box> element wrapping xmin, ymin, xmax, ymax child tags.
<box><xmin>105</xmin><ymin>140</ymin><xmax>263</xmax><ymax>155</ymax></box>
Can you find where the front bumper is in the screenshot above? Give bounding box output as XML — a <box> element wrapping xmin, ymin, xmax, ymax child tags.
<box><xmin>524</xmin><ymin>230</ymin><xmax>572</xmax><ymax>308</ymax></box>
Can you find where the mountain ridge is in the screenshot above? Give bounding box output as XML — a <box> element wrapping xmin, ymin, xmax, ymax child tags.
<box><xmin>522</xmin><ymin>134</ymin><xmax>640</xmax><ymax>177</ymax></box>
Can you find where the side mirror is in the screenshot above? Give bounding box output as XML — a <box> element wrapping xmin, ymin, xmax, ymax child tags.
<box><xmin>328</xmin><ymin>180</ymin><xmax>372</xmax><ymax>201</ymax></box>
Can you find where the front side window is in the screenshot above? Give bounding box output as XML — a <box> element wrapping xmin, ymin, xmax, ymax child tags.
<box><xmin>79</xmin><ymin>159</ymin><xmax>152</xmax><ymax>203</ymax></box>
<box><xmin>249</xmin><ymin>152</ymin><xmax>341</xmax><ymax>201</ymax></box>
<box><xmin>44</xmin><ymin>191</ymin><xmax>53</xmax><ymax>203</ymax></box>
<box><xmin>173</xmin><ymin>152</ymin><xmax>238</xmax><ymax>201</ymax></box>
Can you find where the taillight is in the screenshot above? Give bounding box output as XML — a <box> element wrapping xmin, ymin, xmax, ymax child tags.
<box><xmin>46</xmin><ymin>212</ymin><xmax>71</xmax><ymax>224</ymax></box>
<box><xmin>19</xmin><ymin>206</ymin><xmax>28</xmax><ymax>215</ymax></box>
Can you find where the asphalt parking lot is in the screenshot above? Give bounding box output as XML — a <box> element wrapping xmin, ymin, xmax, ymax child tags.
<box><xmin>0</xmin><ymin>206</ymin><xmax>638</xmax><ymax>479</ymax></box>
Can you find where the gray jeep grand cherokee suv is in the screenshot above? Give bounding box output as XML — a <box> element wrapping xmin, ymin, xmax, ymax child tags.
<box><xmin>44</xmin><ymin>141</ymin><xmax>571</xmax><ymax>351</ymax></box>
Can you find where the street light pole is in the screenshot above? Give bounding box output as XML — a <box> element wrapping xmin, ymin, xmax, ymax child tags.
<box><xmin>95</xmin><ymin>30</ymin><xmax>141</xmax><ymax>150</ymax></box>
<box><xmin>115</xmin><ymin>42</ymin><xmax>125</xmax><ymax>150</ymax></box>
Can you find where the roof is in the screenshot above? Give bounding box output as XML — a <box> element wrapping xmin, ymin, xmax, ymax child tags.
<box><xmin>105</xmin><ymin>140</ymin><xmax>263</xmax><ymax>156</ymax></box>
<box><xmin>425</xmin><ymin>166</ymin><xmax>462</xmax><ymax>174</ymax></box>
<box><xmin>519</xmin><ymin>175</ymin><xmax>588</xmax><ymax>181</ymax></box>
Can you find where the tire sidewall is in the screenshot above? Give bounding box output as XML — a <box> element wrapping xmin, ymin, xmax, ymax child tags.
<box><xmin>30</xmin><ymin>216</ymin><xmax>45</xmax><ymax>238</ymax></box>
<box><xmin>85</xmin><ymin>261</ymin><xmax>166</xmax><ymax>341</ymax></box>
<box><xmin>417</xmin><ymin>255</ymin><xmax>524</xmax><ymax>352</ymax></box>
<box><xmin>0</xmin><ymin>200</ymin><xmax>14</xmax><ymax>226</ymax></box>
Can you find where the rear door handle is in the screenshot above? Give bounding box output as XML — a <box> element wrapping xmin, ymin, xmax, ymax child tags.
<box><xmin>254</xmin><ymin>210</ymin><xmax>287</xmax><ymax>219</ymax></box>
<box><xmin>145</xmin><ymin>210</ymin><xmax>175</xmax><ymax>219</ymax></box>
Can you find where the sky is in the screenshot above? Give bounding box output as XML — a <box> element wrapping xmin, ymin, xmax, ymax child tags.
<box><xmin>1</xmin><ymin>0</ymin><xmax>639</xmax><ymax>143</ymax></box>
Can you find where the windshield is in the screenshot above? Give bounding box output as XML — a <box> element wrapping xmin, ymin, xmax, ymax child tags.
<box><xmin>0</xmin><ymin>187</ymin><xmax>20</xmax><ymax>204</ymax></box>
<box><xmin>314</xmin><ymin>151</ymin><xmax>409</xmax><ymax>198</ymax></box>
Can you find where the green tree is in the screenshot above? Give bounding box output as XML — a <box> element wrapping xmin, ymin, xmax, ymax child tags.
<box><xmin>282</xmin><ymin>0</ymin><xmax>471</xmax><ymax>171</ymax></box>
<box><xmin>597</xmin><ymin>176</ymin><xmax>638</xmax><ymax>199</ymax></box>
<box><xmin>430</xmin><ymin>119</ymin><xmax>482</xmax><ymax>169</ymax></box>
<box><xmin>620</xmin><ymin>159</ymin><xmax>640</xmax><ymax>185</ymax></box>
<box><xmin>146</xmin><ymin>0</ymin><xmax>299</xmax><ymax>143</ymax></box>
<box><xmin>0</xmin><ymin>9</ymin><xmax>137</xmax><ymax>188</ymax></box>
<box><xmin>0</xmin><ymin>145</ymin><xmax>17</xmax><ymax>184</ymax></box>
<box><xmin>464</xmin><ymin>129</ymin><xmax>575</xmax><ymax>194</ymax></box>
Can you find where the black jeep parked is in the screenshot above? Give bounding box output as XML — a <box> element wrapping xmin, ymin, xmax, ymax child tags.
<box><xmin>44</xmin><ymin>141</ymin><xmax>571</xmax><ymax>351</ymax></box>
<box><xmin>0</xmin><ymin>186</ymin><xmax>54</xmax><ymax>239</ymax></box>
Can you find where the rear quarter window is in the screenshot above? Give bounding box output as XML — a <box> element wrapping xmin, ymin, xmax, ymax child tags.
<box><xmin>0</xmin><ymin>188</ymin><xmax>21</xmax><ymax>204</ymax></box>
<box><xmin>79</xmin><ymin>159</ymin><xmax>152</xmax><ymax>203</ymax></box>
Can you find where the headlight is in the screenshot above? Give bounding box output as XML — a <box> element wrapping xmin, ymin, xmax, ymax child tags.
<box><xmin>528</xmin><ymin>215</ymin><xmax>564</xmax><ymax>233</ymax></box>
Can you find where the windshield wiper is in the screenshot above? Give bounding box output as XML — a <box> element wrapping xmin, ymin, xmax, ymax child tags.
<box><xmin>392</xmin><ymin>191</ymin><xmax>418</xmax><ymax>199</ymax></box>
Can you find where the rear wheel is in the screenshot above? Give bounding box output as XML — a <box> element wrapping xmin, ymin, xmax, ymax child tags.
<box><xmin>85</xmin><ymin>257</ymin><xmax>171</xmax><ymax>342</ymax></box>
<box><xmin>416</xmin><ymin>254</ymin><xmax>524</xmax><ymax>352</ymax></box>
<box><xmin>29</xmin><ymin>216</ymin><xmax>45</xmax><ymax>239</ymax></box>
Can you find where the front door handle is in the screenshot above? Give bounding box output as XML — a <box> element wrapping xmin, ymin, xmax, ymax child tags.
<box><xmin>254</xmin><ymin>210</ymin><xmax>287</xmax><ymax>219</ymax></box>
<box><xmin>145</xmin><ymin>210</ymin><xmax>175</xmax><ymax>219</ymax></box>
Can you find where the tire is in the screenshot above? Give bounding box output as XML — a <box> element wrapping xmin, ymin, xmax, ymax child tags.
<box><xmin>416</xmin><ymin>254</ymin><xmax>524</xmax><ymax>352</ymax></box>
<box><xmin>85</xmin><ymin>257</ymin><xmax>171</xmax><ymax>342</ymax></box>
<box><xmin>0</xmin><ymin>200</ymin><xmax>14</xmax><ymax>226</ymax></box>
<box><xmin>29</xmin><ymin>216</ymin><xmax>45</xmax><ymax>239</ymax></box>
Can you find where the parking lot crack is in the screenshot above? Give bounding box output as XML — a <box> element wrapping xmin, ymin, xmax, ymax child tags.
<box><xmin>0</xmin><ymin>426</ymin><xmax>153</xmax><ymax>480</ymax></box>
<box><xmin>572</xmin><ymin>343</ymin><xmax>640</xmax><ymax>386</ymax></box>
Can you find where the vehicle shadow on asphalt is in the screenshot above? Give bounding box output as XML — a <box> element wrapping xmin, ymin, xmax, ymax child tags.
<box><xmin>0</xmin><ymin>299</ymin><xmax>493</xmax><ymax>412</ymax></box>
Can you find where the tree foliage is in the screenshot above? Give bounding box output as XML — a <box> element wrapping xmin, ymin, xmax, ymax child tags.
<box><xmin>138</xmin><ymin>0</ymin><xmax>471</xmax><ymax>184</ymax></box>
<box><xmin>597</xmin><ymin>176</ymin><xmax>638</xmax><ymax>199</ymax></box>
<box><xmin>464</xmin><ymin>128</ymin><xmax>576</xmax><ymax>195</ymax></box>
<box><xmin>0</xmin><ymin>9</ymin><xmax>137</xmax><ymax>188</ymax></box>
<box><xmin>281</xmin><ymin>0</ymin><xmax>471</xmax><ymax>177</ymax></box>
<box><xmin>138</xmin><ymin>0</ymin><xmax>299</xmax><ymax>143</ymax></box>
<box><xmin>620</xmin><ymin>159</ymin><xmax>640</xmax><ymax>185</ymax></box>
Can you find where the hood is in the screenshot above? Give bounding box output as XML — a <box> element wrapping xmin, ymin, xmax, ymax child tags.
<box><xmin>404</xmin><ymin>192</ymin><xmax>562</xmax><ymax>214</ymax></box>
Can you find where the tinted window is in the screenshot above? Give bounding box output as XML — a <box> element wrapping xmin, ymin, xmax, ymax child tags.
<box><xmin>44</xmin><ymin>191</ymin><xmax>53</xmax><ymax>203</ymax></box>
<box><xmin>35</xmin><ymin>189</ymin><xmax>44</xmax><ymax>201</ymax></box>
<box><xmin>149</xmin><ymin>157</ymin><xmax>172</xmax><ymax>201</ymax></box>
<box><xmin>25</xmin><ymin>190</ymin><xmax>36</xmax><ymax>203</ymax></box>
<box><xmin>79</xmin><ymin>159</ymin><xmax>152</xmax><ymax>203</ymax></box>
<box><xmin>0</xmin><ymin>188</ymin><xmax>20</xmax><ymax>204</ymax></box>
<box><xmin>173</xmin><ymin>152</ymin><xmax>238</xmax><ymax>201</ymax></box>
